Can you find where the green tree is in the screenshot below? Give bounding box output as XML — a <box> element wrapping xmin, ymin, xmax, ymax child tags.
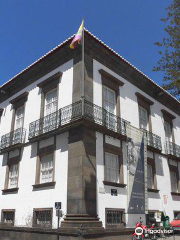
<box><xmin>153</xmin><ymin>0</ymin><xmax>180</xmax><ymax>99</ymax></box>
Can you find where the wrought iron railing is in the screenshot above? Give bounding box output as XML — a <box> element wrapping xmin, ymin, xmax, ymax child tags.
<box><xmin>141</xmin><ymin>129</ymin><xmax>162</xmax><ymax>151</ymax></box>
<box><xmin>0</xmin><ymin>127</ymin><xmax>26</xmax><ymax>150</ymax></box>
<box><xmin>165</xmin><ymin>141</ymin><xmax>180</xmax><ymax>158</ymax></box>
<box><xmin>28</xmin><ymin>99</ymin><xmax>127</xmax><ymax>139</ymax></box>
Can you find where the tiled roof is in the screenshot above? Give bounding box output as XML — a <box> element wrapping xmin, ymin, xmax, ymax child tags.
<box><xmin>0</xmin><ymin>28</ymin><xmax>179</xmax><ymax>106</ymax></box>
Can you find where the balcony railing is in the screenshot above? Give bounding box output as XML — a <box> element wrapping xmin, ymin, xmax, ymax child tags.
<box><xmin>29</xmin><ymin>99</ymin><xmax>127</xmax><ymax>139</ymax></box>
<box><xmin>142</xmin><ymin>129</ymin><xmax>162</xmax><ymax>151</ymax></box>
<box><xmin>165</xmin><ymin>141</ymin><xmax>180</xmax><ymax>158</ymax></box>
<box><xmin>0</xmin><ymin>127</ymin><xmax>26</xmax><ymax>151</ymax></box>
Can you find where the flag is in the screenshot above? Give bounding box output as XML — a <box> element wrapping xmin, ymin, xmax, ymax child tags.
<box><xmin>70</xmin><ymin>20</ymin><xmax>84</xmax><ymax>49</ymax></box>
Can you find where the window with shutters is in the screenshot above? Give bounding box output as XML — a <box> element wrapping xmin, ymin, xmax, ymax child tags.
<box><xmin>1</xmin><ymin>210</ymin><xmax>15</xmax><ymax>226</ymax></box>
<box><xmin>8</xmin><ymin>164</ymin><xmax>19</xmax><ymax>189</ymax></box>
<box><xmin>170</xmin><ymin>171</ymin><xmax>178</xmax><ymax>193</ymax></box>
<box><xmin>40</xmin><ymin>153</ymin><xmax>53</xmax><ymax>184</ymax></box>
<box><xmin>139</xmin><ymin>106</ymin><xmax>149</xmax><ymax>130</ymax></box>
<box><xmin>105</xmin><ymin>152</ymin><xmax>119</xmax><ymax>183</ymax></box>
<box><xmin>164</xmin><ymin>121</ymin><xmax>172</xmax><ymax>141</ymax></box>
<box><xmin>33</xmin><ymin>209</ymin><xmax>52</xmax><ymax>228</ymax></box>
<box><xmin>147</xmin><ymin>164</ymin><xmax>154</xmax><ymax>189</ymax></box>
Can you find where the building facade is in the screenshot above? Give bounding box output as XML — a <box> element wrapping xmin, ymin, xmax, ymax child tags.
<box><xmin>0</xmin><ymin>30</ymin><xmax>180</xmax><ymax>234</ymax></box>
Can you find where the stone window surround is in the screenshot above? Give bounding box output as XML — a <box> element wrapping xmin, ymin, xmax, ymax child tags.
<box><xmin>161</xmin><ymin>109</ymin><xmax>176</xmax><ymax>143</ymax></box>
<box><xmin>33</xmin><ymin>208</ymin><xmax>53</xmax><ymax>228</ymax></box>
<box><xmin>169</xmin><ymin>160</ymin><xmax>180</xmax><ymax>195</ymax></box>
<box><xmin>147</xmin><ymin>157</ymin><xmax>159</xmax><ymax>193</ymax></box>
<box><xmin>1</xmin><ymin>209</ymin><xmax>15</xmax><ymax>226</ymax></box>
<box><xmin>136</xmin><ymin>92</ymin><xmax>154</xmax><ymax>132</ymax></box>
<box><xmin>103</xmin><ymin>141</ymin><xmax>125</xmax><ymax>188</ymax></box>
<box><xmin>2</xmin><ymin>154</ymin><xmax>20</xmax><ymax>194</ymax></box>
<box><xmin>105</xmin><ymin>208</ymin><xmax>126</xmax><ymax>229</ymax></box>
<box><xmin>33</xmin><ymin>142</ymin><xmax>56</xmax><ymax>189</ymax></box>
<box><xmin>37</xmin><ymin>72</ymin><xmax>62</xmax><ymax>119</ymax></box>
<box><xmin>9</xmin><ymin>92</ymin><xmax>29</xmax><ymax>133</ymax></box>
<box><xmin>99</xmin><ymin>69</ymin><xmax>124</xmax><ymax>118</ymax></box>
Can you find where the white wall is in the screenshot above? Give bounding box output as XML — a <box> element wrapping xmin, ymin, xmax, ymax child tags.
<box><xmin>0</xmin><ymin>60</ymin><xmax>73</xmax><ymax>228</ymax></box>
<box><xmin>0</xmin><ymin>132</ymin><xmax>69</xmax><ymax>228</ymax></box>
<box><xmin>94</xmin><ymin>59</ymin><xmax>180</xmax><ymax>227</ymax></box>
<box><xmin>0</xmin><ymin>59</ymin><xmax>73</xmax><ymax>142</ymax></box>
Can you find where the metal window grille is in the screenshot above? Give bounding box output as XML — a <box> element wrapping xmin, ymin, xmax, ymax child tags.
<box><xmin>2</xmin><ymin>211</ymin><xmax>15</xmax><ymax>225</ymax></box>
<box><xmin>107</xmin><ymin>210</ymin><xmax>122</xmax><ymax>225</ymax></box>
<box><xmin>34</xmin><ymin>210</ymin><xmax>52</xmax><ymax>227</ymax></box>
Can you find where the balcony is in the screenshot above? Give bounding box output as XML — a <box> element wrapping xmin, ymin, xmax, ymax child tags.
<box><xmin>0</xmin><ymin>128</ymin><xmax>26</xmax><ymax>152</ymax></box>
<box><xmin>29</xmin><ymin>99</ymin><xmax>127</xmax><ymax>140</ymax></box>
<box><xmin>142</xmin><ymin>129</ymin><xmax>162</xmax><ymax>153</ymax></box>
<box><xmin>165</xmin><ymin>141</ymin><xmax>180</xmax><ymax>160</ymax></box>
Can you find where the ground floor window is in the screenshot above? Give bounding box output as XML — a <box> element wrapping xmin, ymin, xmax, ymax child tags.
<box><xmin>174</xmin><ymin>212</ymin><xmax>180</xmax><ymax>219</ymax></box>
<box><xmin>33</xmin><ymin>208</ymin><xmax>52</xmax><ymax>228</ymax></box>
<box><xmin>106</xmin><ymin>209</ymin><xmax>125</xmax><ymax>229</ymax></box>
<box><xmin>1</xmin><ymin>210</ymin><xmax>15</xmax><ymax>226</ymax></box>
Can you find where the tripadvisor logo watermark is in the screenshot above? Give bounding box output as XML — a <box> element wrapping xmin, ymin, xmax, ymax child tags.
<box><xmin>145</xmin><ymin>229</ymin><xmax>173</xmax><ymax>234</ymax></box>
<box><xmin>135</xmin><ymin>227</ymin><xmax>174</xmax><ymax>236</ymax></box>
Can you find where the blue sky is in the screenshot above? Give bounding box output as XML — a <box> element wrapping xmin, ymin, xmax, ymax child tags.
<box><xmin>0</xmin><ymin>0</ymin><xmax>170</xmax><ymax>87</ymax></box>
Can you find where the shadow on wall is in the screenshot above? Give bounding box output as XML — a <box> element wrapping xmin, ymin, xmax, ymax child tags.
<box><xmin>30</xmin><ymin>142</ymin><xmax>38</xmax><ymax>159</ymax></box>
<box><xmin>84</xmin><ymin>174</ymin><xmax>97</xmax><ymax>216</ymax></box>
<box><xmin>148</xmin><ymin>192</ymin><xmax>161</xmax><ymax>200</ymax></box>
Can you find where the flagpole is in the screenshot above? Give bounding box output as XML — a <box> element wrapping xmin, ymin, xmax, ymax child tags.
<box><xmin>82</xmin><ymin>20</ymin><xmax>85</xmax><ymax>98</ymax></box>
<box><xmin>82</xmin><ymin>20</ymin><xmax>85</xmax><ymax>115</ymax></box>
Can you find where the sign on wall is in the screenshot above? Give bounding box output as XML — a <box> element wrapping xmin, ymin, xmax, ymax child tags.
<box><xmin>127</xmin><ymin>125</ymin><xmax>148</xmax><ymax>214</ymax></box>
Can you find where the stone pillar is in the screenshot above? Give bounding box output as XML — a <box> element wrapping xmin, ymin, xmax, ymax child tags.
<box><xmin>61</xmin><ymin>126</ymin><xmax>102</xmax><ymax>229</ymax></box>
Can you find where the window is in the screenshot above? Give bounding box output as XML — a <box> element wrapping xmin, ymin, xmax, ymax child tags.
<box><xmin>1</xmin><ymin>210</ymin><xmax>15</xmax><ymax>226</ymax></box>
<box><xmin>105</xmin><ymin>152</ymin><xmax>119</xmax><ymax>183</ymax></box>
<box><xmin>106</xmin><ymin>209</ymin><xmax>125</xmax><ymax>228</ymax></box>
<box><xmin>139</xmin><ymin>106</ymin><xmax>148</xmax><ymax>130</ymax></box>
<box><xmin>40</xmin><ymin>153</ymin><xmax>53</xmax><ymax>184</ymax></box>
<box><xmin>45</xmin><ymin>89</ymin><xmax>57</xmax><ymax>116</ymax></box>
<box><xmin>170</xmin><ymin>171</ymin><xmax>178</xmax><ymax>192</ymax></box>
<box><xmin>33</xmin><ymin>209</ymin><xmax>52</xmax><ymax>228</ymax></box>
<box><xmin>103</xmin><ymin>86</ymin><xmax>116</xmax><ymax>114</ymax></box>
<box><xmin>147</xmin><ymin>164</ymin><xmax>154</xmax><ymax>189</ymax></box>
<box><xmin>164</xmin><ymin>121</ymin><xmax>172</xmax><ymax>141</ymax></box>
<box><xmin>8</xmin><ymin>164</ymin><xmax>19</xmax><ymax>189</ymax></box>
<box><xmin>14</xmin><ymin>106</ymin><xmax>24</xmax><ymax>130</ymax></box>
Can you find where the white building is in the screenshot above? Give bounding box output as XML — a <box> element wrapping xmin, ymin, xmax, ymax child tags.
<box><xmin>0</xmin><ymin>30</ymin><xmax>180</xmax><ymax>232</ymax></box>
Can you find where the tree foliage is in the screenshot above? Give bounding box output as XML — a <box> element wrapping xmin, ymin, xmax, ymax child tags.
<box><xmin>153</xmin><ymin>0</ymin><xmax>180</xmax><ymax>99</ymax></box>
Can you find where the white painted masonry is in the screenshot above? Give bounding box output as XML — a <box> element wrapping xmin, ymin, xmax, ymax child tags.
<box><xmin>93</xmin><ymin>59</ymin><xmax>180</xmax><ymax>228</ymax></box>
<box><xmin>0</xmin><ymin>60</ymin><xmax>73</xmax><ymax>228</ymax></box>
<box><xmin>0</xmin><ymin>45</ymin><xmax>180</xmax><ymax>230</ymax></box>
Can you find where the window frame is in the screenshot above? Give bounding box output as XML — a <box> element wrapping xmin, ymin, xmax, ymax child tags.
<box><xmin>44</xmin><ymin>89</ymin><xmax>58</xmax><ymax>117</ymax></box>
<box><xmin>147</xmin><ymin>157</ymin><xmax>158</xmax><ymax>191</ymax></box>
<box><xmin>103</xmin><ymin>85</ymin><xmax>116</xmax><ymax>115</ymax></box>
<box><xmin>169</xmin><ymin>161</ymin><xmax>180</xmax><ymax>193</ymax></box>
<box><xmin>1</xmin><ymin>209</ymin><xmax>15</xmax><ymax>226</ymax></box>
<box><xmin>105</xmin><ymin>208</ymin><xmax>125</xmax><ymax>229</ymax></box>
<box><xmin>104</xmin><ymin>152</ymin><xmax>120</xmax><ymax>184</ymax></box>
<box><xmin>34</xmin><ymin>148</ymin><xmax>56</xmax><ymax>188</ymax></box>
<box><xmin>103</xmin><ymin>142</ymin><xmax>124</xmax><ymax>187</ymax></box>
<box><xmin>33</xmin><ymin>208</ymin><xmax>53</xmax><ymax>228</ymax></box>
<box><xmin>139</xmin><ymin>106</ymin><xmax>149</xmax><ymax>131</ymax></box>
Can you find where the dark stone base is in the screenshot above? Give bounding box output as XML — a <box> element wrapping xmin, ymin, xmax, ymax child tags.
<box><xmin>61</xmin><ymin>214</ymin><xmax>103</xmax><ymax>229</ymax></box>
<box><xmin>0</xmin><ymin>226</ymin><xmax>134</xmax><ymax>240</ymax></box>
